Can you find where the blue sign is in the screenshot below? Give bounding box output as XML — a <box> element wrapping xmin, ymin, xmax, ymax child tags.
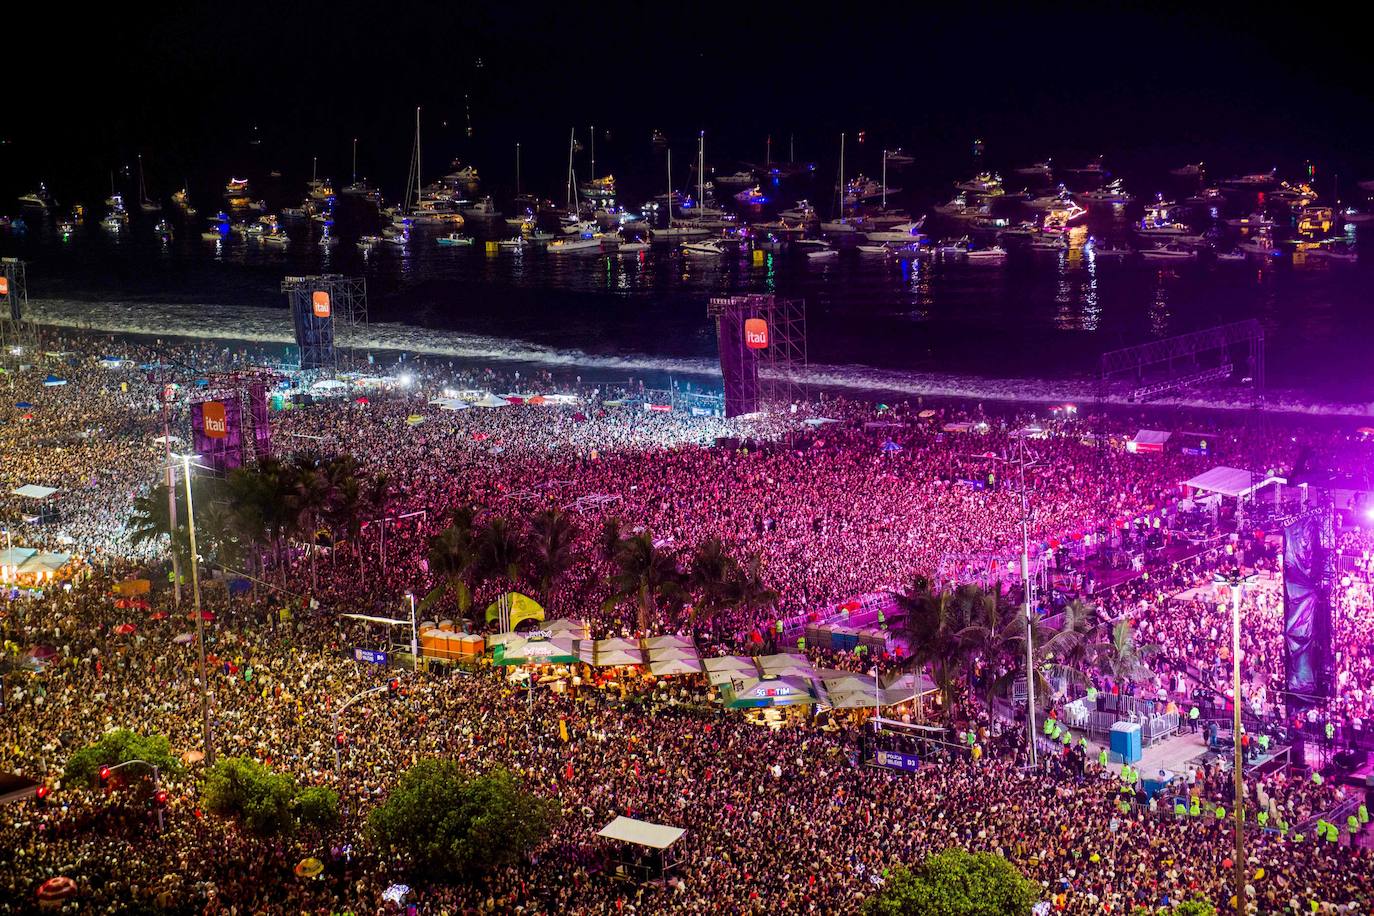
<box><xmin>353</xmin><ymin>648</ymin><xmax>389</xmax><ymax>665</ymax></box>
<box><xmin>873</xmin><ymin>750</ymin><xmax>920</xmax><ymax>773</ymax></box>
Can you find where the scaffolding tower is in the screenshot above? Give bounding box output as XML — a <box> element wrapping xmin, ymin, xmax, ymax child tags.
<box><xmin>0</xmin><ymin>258</ymin><xmax>36</xmax><ymax>354</ymax></box>
<box><xmin>281</xmin><ymin>274</ymin><xmax>369</xmax><ymax>373</ymax></box>
<box><xmin>707</xmin><ymin>294</ymin><xmax>808</xmax><ymax>413</ymax></box>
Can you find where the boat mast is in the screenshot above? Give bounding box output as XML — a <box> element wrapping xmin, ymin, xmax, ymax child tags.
<box><xmin>590</xmin><ymin>125</ymin><xmax>595</xmax><ymax>181</ymax></box>
<box><xmin>667</xmin><ymin>149</ymin><xmax>673</xmax><ymax>229</ymax></box>
<box><xmin>882</xmin><ymin>149</ymin><xmax>887</xmax><ymax>210</ymax></box>
<box><xmin>698</xmin><ymin>131</ymin><xmax>704</xmax><ymax>212</ymax></box>
<box><xmin>766</xmin><ymin>135</ymin><xmax>771</xmax><ymax>172</ymax></box>
<box><xmin>138</xmin><ymin>154</ymin><xmax>146</xmax><ymax>204</ymax></box>
<box><xmin>415</xmin><ymin>107</ymin><xmax>422</xmax><ymax>210</ymax></box>
<box><xmin>789</xmin><ymin>133</ymin><xmax>794</xmax><ymax>164</ymax></box>
<box><xmin>516</xmin><ymin>142</ymin><xmax>521</xmax><ymax>196</ymax></box>
<box><xmin>351</xmin><ymin>139</ymin><xmax>357</xmax><ymax>185</ymax></box>
<box><xmin>838</xmin><ymin>133</ymin><xmax>846</xmax><ymax>219</ymax></box>
<box><xmin>312</xmin><ymin>155</ymin><xmax>317</xmax><ymax>186</ymax></box>
<box><xmin>566</xmin><ymin>127</ymin><xmax>576</xmax><ymax>212</ymax></box>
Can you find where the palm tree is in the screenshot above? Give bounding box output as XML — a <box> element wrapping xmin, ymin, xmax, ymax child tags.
<box><xmin>597</xmin><ymin>516</ymin><xmax>623</xmax><ymax>564</ymax></box>
<box><xmin>427</xmin><ymin>512</ymin><xmax>480</xmax><ymax>619</ymax></box>
<box><xmin>1007</xmin><ymin>597</ymin><xmax>1093</xmax><ymax>710</ymax></box>
<box><xmin>727</xmin><ymin>552</ymin><xmax>778</xmax><ymax>634</ymax></box>
<box><xmin>127</xmin><ymin>483</ymin><xmax>183</xmax><ymax>555</ymax></box>
<box><xmin>526</xmin><ymin>508</ymin><xmax>579</xmax><ymax>612</ymax></box>
<box><xmin>897</xmin><ymin>580</ymin><xmax>971</xmax><ymax>717</ymax></box>
<box><xmin>686</xmin><ymin>537</ymin><xmax>737</xmax><ymax>634</ymax></box>
<box><xmin>284</xmin><ymin>458</ymin><xmax>335</xmax><ymax>594</ymax></box>
<box><xmin>477</xmin><ymin>516</ymin><xmax>525</xmax><ymax>600</ymax></box>
<box><xmin>602</xmin><ymin>531</ymin><xmax>682</xmax><ymax>632</ymax></box>
<box><xmin>954</xmin><ymin>585</ymin><xmax>1020</xmax><ymax>713</ymax></box>
<box><xmin>1088</xmin><ymin>618</ymin><xmax>1161</xmax><ymax>688</ymax></box>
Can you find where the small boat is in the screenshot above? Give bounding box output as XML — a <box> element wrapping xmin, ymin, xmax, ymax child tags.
<box><xmin>1223</xmin><ymin>171</ymin><xmax>1277</xmax><ymax>189</ymax></box>
<box><xmin>1028</xmin><ymin>234</ymin><xmax>1068</xmax><ymax>252</ymax></box>
<box><xmin>998</xmin><ymin>221</ymin><xmax>1040</xmax><ymax>240</ymax></box>
<box><xmin>357</xmin><ymin>235</ymin><xmax>382</xmax><ymax>250</ymax></box>
<box><xmin>794</xmin><ymin>239</ymin><xmax>837</xmax><ymax>260</ymax></box>
<box><xmin>1235</xmin><ymin>238</ymin><xmax>1280</xmax><ymax>257</ymax></box>
<box><xmin>1075</xmin><ymin>179</ymin><xmax>1132</xmax><ymax>207</ymax></box>
<box><xmin>1306</xmin><ymin>245</ymin><xmax>1357</xmax><ymax>263</ymax></box>
<box><xmin>19</xmin><ymin>184</ymin><xmax>55</xmax><ymax>210</ymax></box>
<box><xmin>280</xmin><ymin>206</ymin><xmax>308</xmax><ymax>220</ymax></box>
<box><xmin>1140</xmin><ymin>244</ymin><xmax>1196</xmax><ymax>261</ymax></box>
<box><xmin>681</xmin><ymin>238</ymin><xmax>732</xmax><ymax>257</ymax></box>
<box><xmin>100</xmin><ymin>212</ymin><xmax>124</xmax><ymax>232</ymax></box>
<box><xmin>497</xmin><ymin>237</ymin><xmax>526</xmax><ymax>250</ymax></box>
<box><xmin>733</xmin><ymin>186</ymin><xmax>769</xmax><ymax>206</ymax></box>
<box><xmin>56</xmin><ymin>220</ymin><xmax>75</xmax><ymax>234</ymax></box>
<box><xmin>616</xmin><ymin>239</ymin><xmax>650</xmax><ymax>254</ymax></box>
<box><xmin>1013</xmin><ymin>161</ymin><xmax>1053</xmax><ymax>179</ymax></box>
<box><xmin>884</xmin><ymin>149</ymin><xmax>916</xmax><ymax>167</ymax></box>
<box><xmin>1223</xmin><ymin>212</ymin><xmax>1276</xmax><ymax>229</ymax></box>
<box><xmin>459</xmin><ymin>196</ymin><xmax>500</xmax><ymax>218</ymax></box>
<box><xmin>318</xmin><ymin>232</ymin><xmax>339</xmax><ymax>248</ymax></box>
<box><xmin>965</xmin><ymin>246</ymin><xmax>1008</xmax><ymax>263</ymax></box>
<box><xmin>547</xmin><ymin>235</ymin><xmax>603</xmax><ymax>254</ymax></box>
<box><xmin>1342</xmin><ymin>209</ymin><xmax>1374</xmax><ymax>225</ymax></box>
<box><xmin>437</xmin><ymin>233</ymin><xmax>474</xmax><ymax>247</ymax></box>
<box><xmin>137</xmin><ymin>156</ymin><xmax>161</xmax><ymax>212</ymax></box>
<box><xmin>153</xmin><ymin>219</ymin><xmax>172</xmax><ymax>235</ymax></box>
<box><xmin>1136</xmin><ymin>221</ymin><xmax>1191</xmax><ymax>238</ymax></box>
<box><xmin>1169</xmin><ymin>162</ymin><xmax>1205</xmax><ymax>178</ymax></box>
<box><xmin>1061</xmin><ymin>156</ymin><xmax>1105</xmax><ymax>176</ymax></box>
<box><xmin>224</xmin><ymin>177</ymin><xmax>250</xmax><ymax>198</ymax></box>
<box><xmin>1215</xmin><ymin>250</ymin><xmax>1247</xmax><ymax>263</ymax></box>
<box><xmin>383</xmin><ymin>233</ymin><xmax>408</xmax><ymax>247</ymax></box>
<box><xmin>263</xmin><ymin>232</ymin><xmax>290</xmax><ymax>247</ymax></box>
<box><xmin>954</xmin><ymin>172</ymin><xmax>1003</xmax><ymax>196</ymax></box>
<box><xmin>714</xmin><ymin>169</ymin><xmax>755</xmax><ymax>187</ymax></box>
<box><xmin>1089</xmin><ymin>241</ymin><xmax>1133</xmax><ymax>258</ymax></box>
<box><xmin>856</xmin><ymin>243</ymin><xmax>891</xmax><ymax>255</ymax></box>
<box><xmin>819</xmin><ymin>218</ymin><xmax>863</xmax><ymax>234</ymax></box>
<box><xmin>863</xmin><ymin>221</ymin><xmax>926</xmax><ymax>243</ymax></box>
<box><xmin>778</xmin><ymin>201</ymin><xmax>819</xmax><ymax>222</ymax></box>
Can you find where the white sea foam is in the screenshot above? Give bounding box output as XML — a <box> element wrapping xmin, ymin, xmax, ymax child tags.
<box><xmin>26</xmin><ymin>297</ymin><xmax>1374</xmax><ymax>418</ymax></box>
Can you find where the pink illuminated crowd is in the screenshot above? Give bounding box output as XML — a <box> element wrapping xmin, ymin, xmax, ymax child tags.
<box><xmin>2</xmin><ymin>332</ymin><xmax>1374</xmax><ymax>913</ymax></box>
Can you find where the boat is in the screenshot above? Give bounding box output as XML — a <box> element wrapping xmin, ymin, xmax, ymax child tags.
<box><xmin>1024</xmin><ymin>186</ymin><xmax>1075</xmax><ymax>210</ymax></box>
<box><xmin>497</xmin><ymin>237</ymin><xmax>526</xmax><ymax>250</ymax></box>
<box><xmin>172</xmin><ymin>188</ymin><xmax>193</xmax><ymax>208</ymax></box>
<box><xmin>819</xmin><ymin>218</ymin><xmax>863</xmax><ymax>234</ymax></box>
<box><xmin>443</xmin><ymin>163</ymin><xmax>480</xmax><ymax>184</ymax></box>
<box><xmin>1061</xmin><ymin>156</ymin><xmax>1105</xmax><ymax>176</ymax></box>
<box><xmin>733</xmin><ymin>186</ymin><xmax>769</xmax><ymax>206</ymax></box>
<box><xmin>383</xmin><ymin>233</ymin><xmax>408</xmax><ymax>248</ymax></box>
<box><xmin>318</xmin><ymin>231</ymin><xmax>339</xmax><ymax>248</ymax></box>
<box><xmin>1089</xmin><ymin>240</ymin><xmax>1133</xmax><ymax>258</ymax></box>
<box><xmin>1297</xmin><ymin>206</ymin><xmax>1334</xmax><ymax>235</ymax></box>
<box><xmin>18</xmin><ymin>184</ymin><xmax>54</xmax><ymax>210</ymax></box>
<box><xmin>579</xmin><ymin>174</ymin><xmax>616</xmax><ymax>199</ymax></box>
<box><xmin>1075</xmin><ymin>179</ymin><xmax>1132</xmax><ymax>207</ymax></box>
<box><xmin>460</xmin><ymin>196</ymin><xmax>501</xmax><ymax>218</ymax></box>
<box><xmin>794</xmin><ymin>239</ymin><xmax>838</xmax><ymax>260</ymax></box>
<box><xmin>137</xmin><ymin>156</ymin><xmax>162</xmax><ymax>212</ymax></box>
<box><xmin>863</xmin><ymin>221</ymin><xmax>926</xmax><ymax>243</ymax></box>
<box><xmin>654</xmin><ymin>149</ymin><xmax>710</xmax><ymax>242</ymax></box>
<box><xmin>681</xmin><ymin>238</ymin><xmax>733</xmax><ymax>257</ymax></box>
<box><xmin>1215</xmin><ymin>250</ymin><xmax>1247</xmax><ymax>263</ymax></box>
<box><xmin>1223</xmin><ymin>171</ymin><xmax>1277</xmax><ymax>189</ymax></box>
<box><xmin>1307</xmin><ymin>244</ymin><xmax>1358</xmax><ymax>263</ymax></box>
<box><xmin>437</xmin><ymin>233</ymin><xmax>474</xmax><ymax>247</ymax></box>
<box><xmin>1135</xmin><ymin>221</ymin><xmax>1190</xmax><ymax>238</ymax></box>
<box><xmin>547</xmin><ymin>235</ymin><xmax>603</xmax><ymax>254</ymax></box>
<box><xmin>1169</xmin><ymin>163</ymin><xmax>1205</xmax><ymax>178</ymax></box>
<box><xmin>884</xmin><ymin>149</ymin><xmax>915</xmax><ymax>167</ymax></box>
<box><xmin>616</xmin><ymin>238</ymin><xmax>649</xmax><ymax>254</ymax></box>
<box><xmin>357</xmin><ymin>235</ymin><xmax>382</xmax><ymax>250</ymax></box>
<box><xmin>998</xmin><ymin>221</ymin><xmax>1040</xmax><ymax>240</ymax></box>
<box><xmin>56</xmin><ymin>220</ymin><xmax>75</xmax><ymax>234</ymax></box>
<box><xmin>846</xmin><ymin>177</ymin><xmax>901</xmax><ymax>203</ymax></box>
<box><xmin>100</xmin><ymin>212</ymin><xmax>124</xmax><ymax>232</ymax></box>
<box><xmin>1236</xmin><ymin>237</ymin><xmax>1281</xmax><ymax>257</ymax></box>
<box><xmin>263</xmin><ymin>232</ymin><xmax>290</xmax><ymax>248</ymax></box>
<box><xmin>1013</xmin><ymin>161</ymin><xmax>1053</xmax><ymax>179</ymax></box>
<box><xmin>778</xmin><ymin>201</ymin><xmax>819</xmax><ymax>222</ymax></box>
<box><xmin>953</xmin><ymin>172</ymin><xmax>1004</xmax><ymax>196</ymax></box>
<box><xmin>1140</xmin><ymin>244</ymin><xmax>1196</xmax><ymax>261</ymax></box>
<box><xmin>1342</xmin><ymin>208</ymin><xmax>1374</xmax><ymax>225</ymax></box>
<box><xmin>224</xmin><ymin>177</ymin><xmax>250</xmax><ymax>198</ymax></box>
<box><xmin>1028</xmin><ymin>234</ymin><xmax>1068</xmax><ymax>252</ymax></box>
<box><xmin>965</xmin><ymin>246</ymin><xmax>1008</xmax><ymax>263</ymax></box>
<box><xmin>714</xmin><ymin>169</ymin><xmax>755</xmax><ymax>187</ymax></box>
<box><xmin>856</xmin><ymin>243</ymin><xmax>892</xmax><ymax>255</ymax></box>
<box><xmin>281</xmin><ymin>206</ymin><xmax>308</xmax><ymax>220</ymax></box>
<box><xmin>153</xmin><ymin>218</ymin><xmax>172</xmax><ymax>235</ymax></box>
<box><xmin>1223</xmin><ymin>211</ymin><xmax>1276</xmax><ymax>229</ymax></box>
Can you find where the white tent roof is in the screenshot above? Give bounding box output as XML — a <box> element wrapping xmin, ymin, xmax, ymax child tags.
<box><xmin>1185</xmin><ymin>466</ymin><xmax>1286</xmax><ymax>499</ymax></box>
<box><xmin>18</xmin><ymin>552</ymin><xmax>71</xmax><ymax>575</ymax></box>
<box><xmin>11</xmin><ymin>485</ymin><xmax>57</xmax><ymax>500</ymax></box>
<box><xmin>544</xmin><ymin>618</ymin><xmax>589</xmax><ymax>638</ymax></box>
<box><xmin>642</xmin><ymin>634</ymin><xmax>695</xmax><ymax>650</ymax></box>
<box><xmin>1132</xmin><ymin>429</ymin><xmax>1172</xmax><ymax>445</ymax></box>
<box><xmin>311</xmin><ymin>379</ymin><xmax>348</xmax><ymax>390</ymax></box>
<box><xmin>428</xmin><ymin>397</ymin><xmax>471</xmax><ymax>411</ymax></box>
<box><xmin>647</xmin><ymin>646</ymin><xmax>699</xmax><ymax>663</ymax></box>
<box><xmin>593</xmin><ymin>647</ymin><xmax>644</xmax><ymax>667</ymax></box>
<box><xmin>473</xmin><ymin>392</ymin><xmax>510</xmax><ymax>408</ymax></box>
<box><xmin>703</xmin><ymin>655</ymin><xmax>757</xmax><ymax>672</ymax></box>
<box><xmin>649</xmin><ymin>657</ymin><xmax>703</xmax><ymax>677</ymax></box>
<box><xmin>598</xmin><ymin>816</ymin><xmax>686</xmax><ymax>850</ymax></box>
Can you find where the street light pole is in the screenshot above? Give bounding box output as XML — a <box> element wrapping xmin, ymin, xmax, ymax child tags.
<box><xmin>1018</xmin><ymin>435</ymin><xmax>1037</xmax><ymax>768</ymax></box>
<box><xmin>332</xmin><ymin>684</ymin><xmax>388</xmax><ymax>776</ymax></box>
<box><xmin>407</xmin><ymin>591</ymin><xmax>419</xmax><ymax>671</ymax></box>
<box><xmin>181</xmin><ymin>454</ymin><xmax>213</xmax><ymax>765</ymax></box>
<box><xmin>1217</xmin><ymin>567</ymin><xmax>1252</xmax><ymax>916</ymax></box>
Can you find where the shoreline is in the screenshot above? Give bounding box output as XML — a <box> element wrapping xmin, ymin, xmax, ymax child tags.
<box><xmin>24</xmin><ymin>296</ymin><xmax>1374</xmax><ymax>421</ymax></box>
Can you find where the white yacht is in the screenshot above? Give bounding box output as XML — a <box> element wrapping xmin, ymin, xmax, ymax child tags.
<box><xmin>547</xmin><ymin>235</ymin><xmax>603</xmax><ymax>254</ymax></box>
<box><xmin>681</xmin><ymin>238</ymin><xmax>733</xmax><ymax>256</ymax></box>
<box><xmin>965</xmin><ymin>246</ymin><xmax>1008</xmax><ymax>263</ymax></box>
<box><xmin>778</xmin><ymin>201</ymin><xmax>819</xmax><ymax>222</ymax></box>
<box><xmin>1140</xmin><ymin>244</ymin><xmax>1196</xmax><ymax>261</ymax></box>
<box><xmin>460</xmin><ymin>197</ymin><xmax>501</xmax><ymax>218</ymax></box>
<box><xmin>18</xmin><ymin>184</ymin><xmax>54</xmax><ymax>210</ymax></box>
<box><xmin>437</xmin><ymin>233</ymin><xmax>474</xmax><ymax>247</ymax></box>
<box><xmin>1169</xmin><ymin>162</ymin><xmax>1205</xmax><ymax>178</ymax></box>
<box><xmin>863</xmin><ymin>221</ymin><xmax>926</xmax><ymax>243</ymax></box>
<box><xmin>1075</xmin><ymin>179</ymin><xmax>1132</xmax><ymax>206</ymax></box>
<box><xmin>953</xmin><ymin>173</ymin><xmax>1003</xmax><ymax>196</ymax></box>
<box><xmin>714</xmin><ymin>170</ymin><xmax>755</xmax><ymax>187</ymax></box>
<box><xmin>1088</xmin><ymin>240</ymin><xmax>1133</xmax><ymax>258</ymax></box>
<box><xmin>1013</xmin><ymin>161</ymin><xmax>1053</xmax><ymax>179</ymax></box>
<box><xmin>884</xmin><ymin>149</ymin><xmax>915</xmax><ymax>166</ymax></box>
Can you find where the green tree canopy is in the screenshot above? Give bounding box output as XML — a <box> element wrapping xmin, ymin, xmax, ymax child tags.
<box><xmin>199</xmin><ymin>756</ymin><xmax>337</xmax><ymax>837</ymax></box>
<box><xmin>862</xmin><ymin>849</ymin><xmax>1039</xmax><ymax>916</ymax></box>
<box><xmin>1171</xmin><ymin>900</ymin><xmax>1218</xmax><ymax>916</ymax></box>
<box><xmin>367</xmin><ymin>761</ymin><xmax>558</xmax><ymax>876</ymax></box>
<box><xmin>63</xmin><ymin>728</ymin><xmax>181</xmax><ymax>785</ymax></box>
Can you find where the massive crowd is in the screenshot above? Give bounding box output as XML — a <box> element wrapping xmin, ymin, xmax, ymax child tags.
<box><xmin>3</xmin><ymin>331</ymin><xmax>1374</xmax><ymax>913</ymax></box>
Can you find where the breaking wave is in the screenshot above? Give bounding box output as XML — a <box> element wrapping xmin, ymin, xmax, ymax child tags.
<box><xmin>27</xmin><ymin>297</ymin><xmax>1374</xmax><ymax>418</ymax></box>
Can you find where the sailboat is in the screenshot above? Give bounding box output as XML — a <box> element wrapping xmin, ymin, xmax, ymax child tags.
<box><xmin>341</xmin><ymin>139</ymin><xmax>377</xmax><ymax>198</ymax></box>
<box><xmin>138</xmin><ymin>155</ymin><xmax>162</xmax><ymax>213</ymax></box>
<box><xmin>819</xmin><ymin>133</ymin><xmax>863</xmax><ymax>234</ymax></box>
<box><xmin>655</xmin><ymin>149</ymin><xmax>709</xmax><ymax>242</ymax></box>
<box><xmin>307</xmin><ymin>156</ymin><xmax>335</xmax><ymax>201</ymax></box>
<box><xmin>400</xmin><ymin>108</ymin><xmax>448</xmax><ymax>227</ymax></box>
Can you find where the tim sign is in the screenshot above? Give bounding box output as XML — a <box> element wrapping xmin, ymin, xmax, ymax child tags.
<box><xmin>312</xmin><ymin>290</ymin><xmax>331</xmax><ymax>318</ymax></box>
<box><xmin>744</xmin><ymin>317</ymin><xmax>769</xmax><ymax>349</ymax></box>
<box><xmin>202</xmin><ymin>401</ymin><xmax>228</xmax><ymax>439</ymax></box>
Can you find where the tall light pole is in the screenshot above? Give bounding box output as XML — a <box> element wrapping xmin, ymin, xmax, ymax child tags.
<box><xmin>180</xmin><ymin>454</ymin><xmax>213</xmax><ymax>765</ymax></box>
<box><xmin>1017</xmin><ymin>434</ymin><xmax>1037</xmax><ymax>768</ymax></box>
<box><xmin>1216</xmin><ymin>567</ymin><xmax>1254</xmax><ymax>916</ymax></box>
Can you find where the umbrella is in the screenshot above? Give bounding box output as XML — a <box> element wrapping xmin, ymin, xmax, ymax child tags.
<box><xmin>917</xmin><ymin>409</ymin><xmax>937</xmax><ymax>419</ymax></box>
<box><xmin>148</xmin><ymin>611</ymin><xmax>169</xmax><ymax>621</ymax></box>
<box><xmin>180</xmin><ymin>749</ymin><xmax>205</xmax><ymax>766</ymax></box>
<box><xmin>28</xmin><ymin>645</ymin><xmax>57</xmax><ymax>660</ymax></box>
<box><xmin>187</xmin><ymin>610</ymin><xmax>215</xmax><ymax>621</ymax></box>
<box><xmin>172</xmin><ymin>632</ymin><xmax>195</xmax><ymax>645</ymax></box>
<box><xmin>354</xmin><ymin>396</ymin><xmax>369</xmax><ymax>404</ymax></box>
<box><xmin>294</xmin><ymin>857</ymin><xmax>324</xmax><ymax>878</ymax></box>
<box><xmin>113</xmin><ymin>623</ymin><xmax>136</xmax><ymax>636</ymax></box>
<box><xmin>36</xmin><ymin>877</ymin><xmax>78</xmax><ymax>906</ymax></box>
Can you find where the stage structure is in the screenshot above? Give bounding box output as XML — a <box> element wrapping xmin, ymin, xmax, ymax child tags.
<box><xmin>1282</xmin><ymin>507</ymin><xmax>1334</xmax><ymax>716</ymax></box>
<box><xmin>0</xmin><ymin>258</ymin><xmax>36</xmax><ymax>353</ymax></box>
<box><xmin>707</xmin><ymin>294</ymin><xmax>806</xmax><ymax>417</ymax></box>
<box><xmin>282</xmin><ymin>275</ymin><xmax>368</xmax><ymax>373</ymax></box>
<box><xmin>187</xmin><ymin>375</ymin><xmax>277</xmax><ymax>474</ymax></box>
<box><xmin>1098</xmin><ymin>320</ymin><xmax>1265</xmax><ymax>407</ymax></box>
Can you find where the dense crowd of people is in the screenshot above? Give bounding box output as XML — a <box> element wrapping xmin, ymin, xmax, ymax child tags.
<box><xmin>3</xmin><ymin>331</ymin><xmax>1374</xmax><ymax>913</ymax></box>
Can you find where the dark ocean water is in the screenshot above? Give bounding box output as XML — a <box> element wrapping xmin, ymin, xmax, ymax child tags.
<box><xmin>5</xmin><ymin>162</ymin><xmax>1374</xmax><ymax>412</ymax></box>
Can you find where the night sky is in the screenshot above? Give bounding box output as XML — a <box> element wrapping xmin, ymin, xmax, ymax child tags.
<box><xmin>6</xmin><ymin>3</ymin><xmax>1374</xmax><ymax>204</ymax></box>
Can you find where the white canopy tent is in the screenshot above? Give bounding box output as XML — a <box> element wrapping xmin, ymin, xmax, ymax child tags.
<box><xmin>649</xmin><ymin>657</ymin><xmax>703</xmax><ymax>677</ymax></box>
<box><xmin>472</xmin><ymin>392</ymin><xmax>511</xmax><ymax>408</ymax></box>
<box><xmin>11</xmin><ymin>485</ymin><xmax>57</xmax><ymax>500</ymax></box>
<box><xmin>703</xmin><ymin>655</ymin><xmax>759</xmax><ymax>686</ymax></box>
<box><xmin>598</xmin><ymin>816</ymin><xmax>686</xmax><ymax>850</ymax></box>
<box><xmin>1129</xmin><ymin>429</ymin><xmax>1172</xmax><ymax>453</ymax></box>
<box><xmin>1184</xmin><ymin>466</ymin><xmax>1286</xmax><ymax>499</ymax></box>
<box><xmin>428</xmin><ymin>397</ymin><xmax>471</xmax><ymax>411</ymax></box>
<box><xmin>641</xmin><ymin>634</ymin><xmax>695</xmax><ymax>650</ymax></box>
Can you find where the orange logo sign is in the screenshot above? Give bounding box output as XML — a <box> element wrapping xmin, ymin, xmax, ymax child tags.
<box><xmin>744</xmin><ymin>318</ymin><xmax>769</xmax><ymax>349</ymax></box>
<box><xmin>202</xmin><ymin>401</ymin><xmax>228</xmax><ymax>439</ymax></box>
<box><xmin>312</xmin><ymin>291</ymin><xmax>331</xmax><ymax>318</ymax></box>
<box><xmin>0</xmin><ymin>277</ymin><xmax>8</xmax><ymax>296</ymax></box>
